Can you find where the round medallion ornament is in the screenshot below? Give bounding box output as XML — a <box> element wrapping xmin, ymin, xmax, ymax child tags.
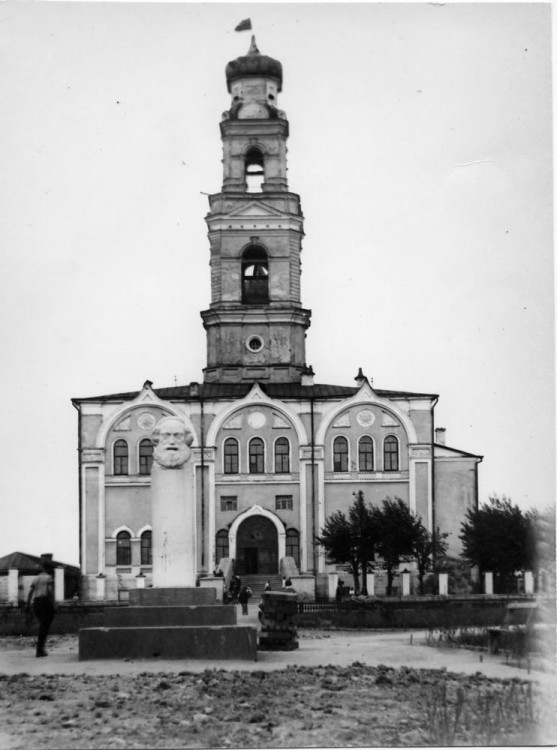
<box><xmin>247</xmin><ymin>411</ymin><xmax>266</xmax><ymax>429</ymax></box>
<box><xmin>357</xmin><ymin>409</ymin><xmax>375</xmax><ymax>427</ymax></box>
<box><xmin>137</xmin><ymin>412</ymin><xmax>156</xmax><ymax>430</ymax></box>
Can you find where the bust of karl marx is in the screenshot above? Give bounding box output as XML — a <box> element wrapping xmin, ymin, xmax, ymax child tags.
<box><xmin>151</xmin><ymin>416</ymin><xmax>194</xmax><ymax>469</ymax></box>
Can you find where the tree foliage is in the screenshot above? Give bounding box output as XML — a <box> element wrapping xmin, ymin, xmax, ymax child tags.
<box><xmin>315</xmin><ymin>491</ymin><xmax>377</xmax><ymax>593</ymax></box>
<box><xmin>459</xmin><ymin>495</ymin><xmax>533</xmax><ymax>585</ymax></box>
<box><xmin>374</xmin><ymin>497</ymin><xmax>420</xmax><ymax>595</ymax></box>
<box><xmin>315</xmin><ymin>508</ymin><xmax>360</xmax><ymax>591</ymax></box>
<box><xmin>412</xmin><ymin>525</ymin><xmax>449</xmax><ymax>594</ymax></box>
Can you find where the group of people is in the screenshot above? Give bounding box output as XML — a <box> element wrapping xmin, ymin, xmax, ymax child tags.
<box><xmin>335</xmin><ymin>579</ymin><xmax>355</xmax><ymax>602</ymax></box>
<box><xmin>226</xmin><ymin>575</ymin><xmax>252</xmax><ymax>614</ymax></box>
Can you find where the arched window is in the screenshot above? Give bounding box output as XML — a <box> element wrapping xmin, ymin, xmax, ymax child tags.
<box><xmin>215</xmin><ymin>529</ymin><xmax>229</xmax><ymax>562</ymax></box>
<box><xmin>333</xmin><ymin>436</ymin><xmax>349</xmax><ymax>472</ymax></box>
<box><xmin>286</xmin><ymin>528</ymin><xmax>300</xmax><ymax>568</ymax></box>
<box><xmin>358</xmin><ymin>436</ymin><xmax>374</xmax><ymax>472</ymax></box>
<box><xmin>274</xmin><ymin>437</ymin><xmax>290</xmax><ymax>474</ymax></box>
<box><xmin>245</xmin><ymin>147</ymin><xmax>264</xmax><ymax>193</ymax></box>
<box><xmin>242</xmin><ymin>246</ymin><xmax>269</xmax><ymax>305</ymax></box>
<box><xmin>140</xmin><ymin>530</ymin><xmax>152</xmax><ymax>565</ymax></box>
<box><xmin>113</xmin><ymin>440</ymin><xmax>129</xmax><ymax>476</ymax></box>
<box><xmin>139</xmin><ymin>439</ymin><xmax>153</xmax><ymax>476</ymax></box>
<box><xmin>384</xmin><ymin>436</ymin><xmax>399</xmax><ymax>472</ymax></box>
<box><xmin>249</xmin><ymin>437</ymin><xmax>265</xmax><ymax>474</ymax></box>
<box><xmin>223</xmin><ymin>438</ymin><xmax>239</xmax><ymax>474</ymax></box>
<box><xmin>116</xmin><ymin>531</ymin><xmax>131</xmax><ymax>566</ymax></box>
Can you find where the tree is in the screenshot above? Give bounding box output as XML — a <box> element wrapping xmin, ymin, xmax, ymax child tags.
<box><xmin>412</xmin><ymin>523</ymin><xmax>449</xmax><ymax>595</ymax></box>
<box><xmin>374</xmin><ymin>497</ymin><xmax>419</xmax><ymax>596</ymax></box>
<box><xmin>348</xmin><ymin>491</ymin><xmax>377</xmax><ymax>595</ymax></box>
<box><xmin>315</xmin><ymin>492</ymin><xmax>377</xmax><ymax>593</ymax></box>
<box><xmin>315</xmin><ymin>508</ymin><xmax>360</xmax><ymax>592</ymax></box>
<box><xmin>459</xmin><ymin>495</ymin><xmax>531</xmax><ymax>590</ymax></box>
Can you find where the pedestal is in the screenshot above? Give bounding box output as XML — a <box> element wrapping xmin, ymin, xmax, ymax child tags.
<box><xmin>7</xmin><ymin>569</ymin><xmax>18</xmax><ymax>605</ymax></box>
<box><xmin>438</xmin><ymin>572</ymin><xmax>448</xmax><ymax>595</ymax></box>
<box><xmin>366</xmin><ymin>573</ymin><xmax>375</xmax><ymax>596</ymax></box>
<box><xmin>484</xmin><ymin>572</ymin><xmax>493</xmax><ymax>595</ymax></box>
<box><xmin>151</xmin><ymin>461</ymin><xmax>196</xmax><ymax>588</ymax></box>
<box><xmin>79</xmin><ymin>587</ymin><xmax>257</xmax><ymax>661</ymax></box>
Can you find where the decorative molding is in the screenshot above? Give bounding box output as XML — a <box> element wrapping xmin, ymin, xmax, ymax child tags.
<box><xmin>356</xmin><ymin>409</ymin><xmax>375</xmax><ymax>427</ymax></box>
<box><xmin>332</xmin><ymin>413</ymin><xmax>350</xmax><ymax>428</ymax></box>
<box><xmin>82</xmin><ymin>449</ymin><xmax>105</xmax><ymax>463</ymax></box>
<box><xmin>115</xmin><ymin>416</ymin><xmax>132</xmax><ymax>431</ymax></box>
<box><xmin>272</xmin><ymin>413</ymin><xmax>290</xmax><ymax>429</ymax></box>
<box><xmin>223</xmin><ymin>414</ymin><xmax>243</xmax><ymax>429</ymax></box>
<box><xmin>299</xmin><ymin>446</ymin><xmax>324</xmax><ymax>461</ymax></box>
<box><xmin>381</xmin><ymin>412</ymin><xmax>400</xmax><ymax>427</ymax></box>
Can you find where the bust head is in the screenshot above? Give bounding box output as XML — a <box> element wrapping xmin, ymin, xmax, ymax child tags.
<box><xmin>151</xmin><ymin>416</ymin><xmax>194</xmax><ymax>469</ymax></box>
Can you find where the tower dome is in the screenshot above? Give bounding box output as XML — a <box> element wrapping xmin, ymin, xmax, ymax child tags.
<box><xmin>225</xmin><ymin>36</ymin><xmax>283</xmax><ymax>93</ymax></box>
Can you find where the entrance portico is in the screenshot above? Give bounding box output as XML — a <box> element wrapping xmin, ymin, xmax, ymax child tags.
<box><xmin>228</xmin><ymin>505</ymin><xmax>286</xmax><ymax>575</ymax></box>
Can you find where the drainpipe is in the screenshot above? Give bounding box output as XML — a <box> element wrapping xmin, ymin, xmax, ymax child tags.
<box><xmin>310</xmin><ymin>396</ymin><xmax>316</xmax><ymax>576</ymax></box>
<box><xmin>200</xmin><ymin>394</ymin><xmax>206</xmax><ymax>571</ymax></box>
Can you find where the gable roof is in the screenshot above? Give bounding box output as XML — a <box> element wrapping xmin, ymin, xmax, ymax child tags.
<box><xmin>434</xmin><ymin>443</ymin><xmax>483</xmax><ymax>460</ymax></box>
<box><xmin>0</xmin><ymin>551</ymin><xmax>79</xmax><ymax>574</ymax></box>
<box><xmin>72</xmin><ymin>382</ymin><xmax>439</xmax><ymax>405</ymax></box>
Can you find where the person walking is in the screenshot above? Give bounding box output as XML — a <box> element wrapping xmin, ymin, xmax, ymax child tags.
<box><xmin>26</xmin><ymin>561</ymin><xmax>55</xmax><ymax>657</ymax></box>
<box><xmin>238</xmin><ymin>585</ymin><xmax>252</xmax><ymax>615</ymax></box>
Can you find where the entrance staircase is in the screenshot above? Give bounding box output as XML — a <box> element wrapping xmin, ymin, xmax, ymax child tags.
<box><xmin>240</xmin><ymin>575</ymin><xmax>284</xmax><ymax>602</ymax></box>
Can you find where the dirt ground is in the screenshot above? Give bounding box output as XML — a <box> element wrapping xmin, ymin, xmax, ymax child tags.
<box><xmin>0</xmin><ymin>634</ymin><xmax>554</xmax><ymax>748</ymax></box>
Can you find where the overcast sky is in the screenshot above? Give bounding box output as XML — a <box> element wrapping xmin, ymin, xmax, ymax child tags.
<box><xmin>0</xmin><ymin>2</ymin><xmax>553</xmax><ymax>566</ymax></box>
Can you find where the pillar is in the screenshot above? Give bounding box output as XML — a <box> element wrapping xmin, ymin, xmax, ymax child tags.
<box><xmin>135</xmin><ymin>574</ymin><xmax>145</xmax><ymax>589</ymax></box>
<box><xmin>200</xmin><ymin>576</ymin><xmax>224</xmax><ymax>602</ymax></box>
<box><xmin>328</xmin><ymin>572</ymin><xmax>338</xmax><ymax>601</ymax></box>
<box><xmin>484</xmin><ymin>571</ymin><xmax>493</xmax><ymax>595</ymax></box>
<box><xmin>7</xmin><ymin>569</ymin><xmax>18</xmax><ymax>605</ymax></box>
<box><xmin>96</xmin><ymin>574</ymin><xmax>106</xmax><ymax>601</ymax></box>
<box><xmin>54</xmin><ymin>567</ymin><xmax>65</xmax><ymax>602</ymax></box>
<box><xmin>366</xmin><ymin>573</ymin><xmax>375</xmax><ymax>596</ymax></box>
<box><xmin>438</xmin><ymin>572</ymin><xmax>448</xmax><ymax>595</ymax></box>
<box><xmin>151</xmin><ymin>461</ymin><xmax>196</xmax><ymax>588</ymax></box>
<box><xmin>524</xmin><ymin>570</ymin><xmax>534</xmax><ymax>594</ymax></box>
<box><xmin>401</xmin><ymin>570</ymin><xmax>411</xmax><ymax>596</ymax></box>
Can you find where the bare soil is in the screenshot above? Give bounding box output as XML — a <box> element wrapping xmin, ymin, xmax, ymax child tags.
<box><xmin>0</xmin><ymin>635</ymin><xmax>552</xmax><ymax>748</ymax></box>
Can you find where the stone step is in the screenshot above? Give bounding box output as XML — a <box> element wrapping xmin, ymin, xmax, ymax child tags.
<box><xmin>79</xmin><ymin>625</ymin><xmax>258</xmax><ymax>661</ymax></box>
<box><xmin>104</xmin><ymin>605</ymin><xmax>236</xmax><ymax>628</ymax></box>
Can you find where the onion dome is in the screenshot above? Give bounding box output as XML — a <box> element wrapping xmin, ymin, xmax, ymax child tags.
<box><xmin>225</xmin><ymin>36</ymin><xmax>283</xmax><ymax>93</ymax></box>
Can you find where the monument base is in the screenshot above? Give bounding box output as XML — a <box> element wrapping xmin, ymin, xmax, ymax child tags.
<box><xmin>79</xmin><ymin>587</ymin><xmax>257</xmax><ymax>661</ymax></box>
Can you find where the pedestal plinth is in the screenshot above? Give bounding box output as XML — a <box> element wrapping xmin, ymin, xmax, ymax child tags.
<box><xmin>79</xmin><ymin>587</ymin><xmax>258</xmax><ymax>661</ymax></box>
<box><xmin>151</xmin><ymin>462</ymin><xmax>196</xmax><ymax>588</ymax></box>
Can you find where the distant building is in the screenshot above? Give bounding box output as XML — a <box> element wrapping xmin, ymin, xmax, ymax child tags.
<box><xmin>72</xmin><ymin>38</ymin><xmax>482</xmax><ymax>599</ymax></box>
<box><xmin>0</xmin><ymin>552</ymin><xmax>80</xmax><ymax>604</ymax></box>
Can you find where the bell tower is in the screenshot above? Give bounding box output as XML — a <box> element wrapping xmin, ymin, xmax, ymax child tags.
<box><xmin>201</xmin><ymin>37</ymin><xmax>311</xmax><ymax>383</ymax></box>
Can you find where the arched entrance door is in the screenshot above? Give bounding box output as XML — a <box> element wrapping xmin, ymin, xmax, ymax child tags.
<box><xmin>236</xmin><ymin>516</ymin><xmax>278</xmax><ymax>575</ymax></box>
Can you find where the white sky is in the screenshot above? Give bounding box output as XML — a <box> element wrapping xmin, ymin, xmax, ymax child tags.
<box><xmin>0</xmin><ymin>2</ymin><xmax>553</xmax><ymax>566</ymax></box>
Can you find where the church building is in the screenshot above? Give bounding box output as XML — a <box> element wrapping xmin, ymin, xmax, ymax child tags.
<box><xmin>72</xmin><ymin>38</ymin><xmax>482</xmax><ymax>600</ymax></box>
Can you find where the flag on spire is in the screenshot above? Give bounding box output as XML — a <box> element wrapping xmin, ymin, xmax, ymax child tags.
<box><xmin>235</xmin><ymin>19</ymin><xmax>252</xmax><ymax>32</ymax></box>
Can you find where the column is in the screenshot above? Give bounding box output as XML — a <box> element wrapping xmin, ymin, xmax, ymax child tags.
<box><xmin>484</xmin><ymin>571</ymin><xmax>493</xmax><ymax>595</ymax></box>
<box><xmin>54</xmin><ymin>567</ymin><xmax>65</xmax><ymax>602</ymax></box>
<box><xmin>328</xmin><ymin>572</ymin><xmax>338</xmax><ymax>601</ymax></box>
<box><xmin>401</xmin><ymin>570</ymin><xmax>411</xmax><ymax>596</ymax></box>
<box><xmin>7</xmin><ymin>569</ymin><xmax>18</xmax><ymax>605</ymax></box>
<box><xmin>96</xmin><ymin>573</ymin><xmax>106</xmax><ymax>601</ymax></box>
<box><xmin>438</xmin><ymin>572</ymin><xmax>448</xmax><ymax>595</ymax></box>
<box><xmin>135</xmin><ymin>573</ymin><xmax>146</xmax><ymax>589</ymax></box>
<box><xmin>366</xmin><ymin>572</ymin><xmax>375</xmax><ymax>596</ymax></box>
<box><xmin>524</xmin><ymin>570</ymin><xmax>534</xmax><ymax>594</ymax></box>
